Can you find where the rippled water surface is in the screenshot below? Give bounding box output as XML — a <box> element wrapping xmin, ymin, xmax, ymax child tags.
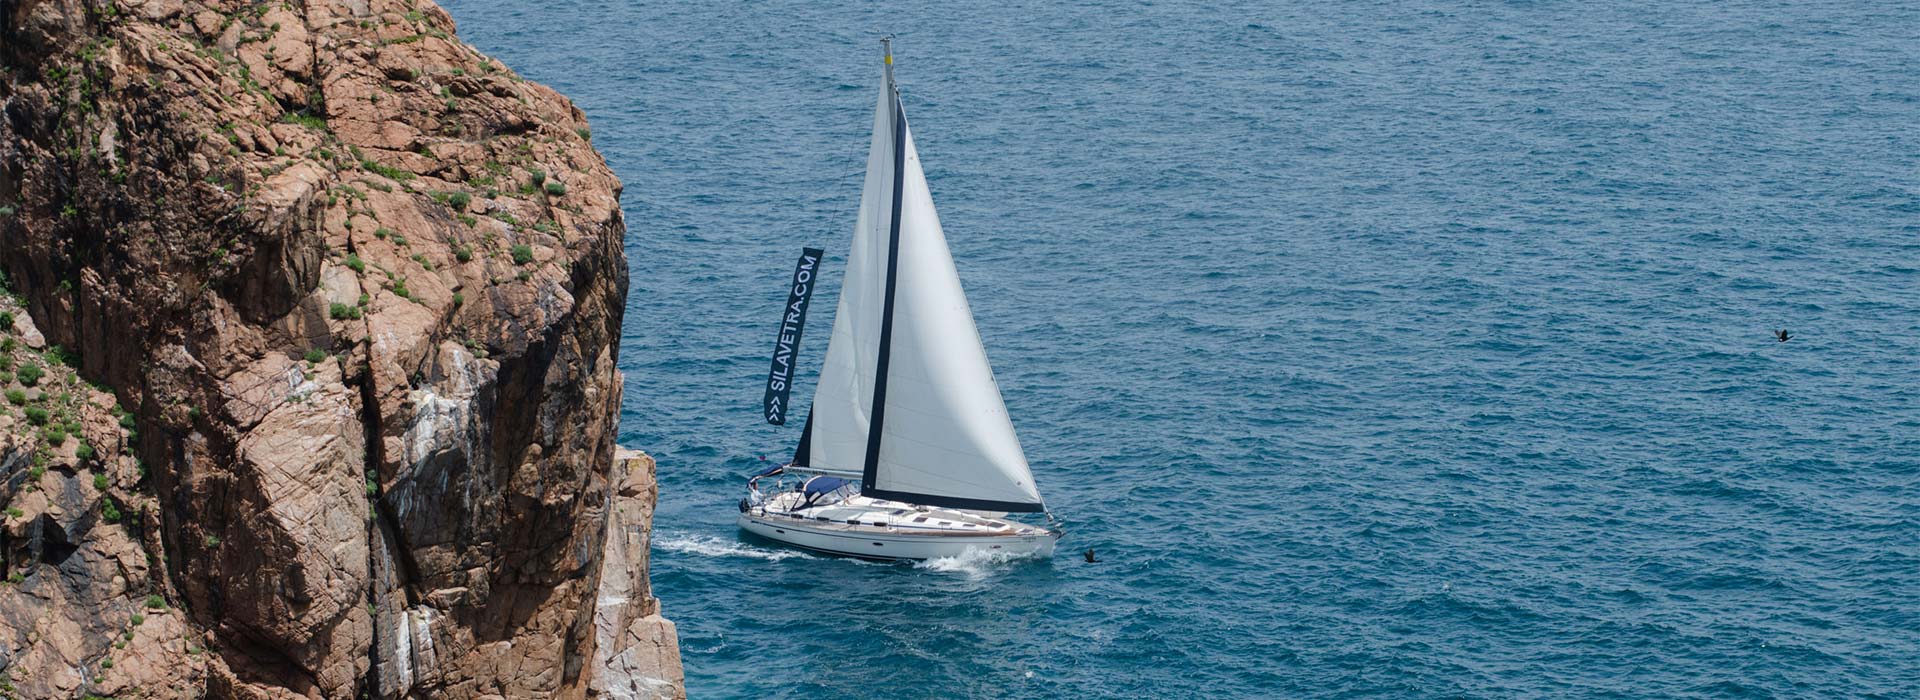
<box><xmin>442</xmin><ymin>1</ymin><xmax>1918</xmax><ymax>697</ymax></box>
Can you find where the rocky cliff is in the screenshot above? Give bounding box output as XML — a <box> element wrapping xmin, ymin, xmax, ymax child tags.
<box><xmin>0</xmin><ymin>0</ymin><xmax>680</xmax><ymax>697</ymax></box>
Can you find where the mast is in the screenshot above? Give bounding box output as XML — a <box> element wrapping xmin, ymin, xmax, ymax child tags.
<box><xmin>881</xmin><ymin>36</ymin><xmax>896</xmax><ymax>94</ymax></box>
<box><xmin>861</xmin><ymin>36</ymin><xmax>909</xmax><ymax>491</ymax></box>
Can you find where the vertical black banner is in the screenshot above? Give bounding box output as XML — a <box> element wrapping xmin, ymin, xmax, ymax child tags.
<box><xmin>763</xmin><ymin>247</ymin><xmax>824</xmax><ymax>425</ymax></box>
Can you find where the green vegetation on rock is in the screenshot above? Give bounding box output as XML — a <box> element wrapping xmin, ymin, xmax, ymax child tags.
<box><xmin>360</xmin><ymin>159</ymin><xmax>414</xmax><ymax>181</ymax></box>
<box><xmin>283</xmin><ymin>112</ymin><xmax>328</xmax><ymax>130</ymax></box>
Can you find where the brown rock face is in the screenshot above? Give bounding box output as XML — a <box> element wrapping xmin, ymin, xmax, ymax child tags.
<box><xmin>0</xmin><ymin>297</ymin><xmax>208</xmax><ymax>699</ymax></box>
<box><xmin>588</xmin><ymin>451</ymin><xmax>683</xmax><ymax>699</ymax></box>
<box><xmin>0</xmin><ymin>0</ymin><xmax>680</xmax><ymax>697</ymax></box>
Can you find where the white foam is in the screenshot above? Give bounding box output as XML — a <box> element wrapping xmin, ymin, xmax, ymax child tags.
<box><xmin>913</xmin><ymin>546</ymin><xmax>1039</xmax><ymax>579</ymax></box>
<box><xmin>654</xmin><ymin>533</ymin><xmax>817</xmax><ymax>562</ymax></box>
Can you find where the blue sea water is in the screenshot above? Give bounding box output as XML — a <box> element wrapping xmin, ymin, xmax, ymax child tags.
<box><xmin>440</xmin><ymin>1</ymin><xmax>1919</xmax><ymax>697</ymax></box>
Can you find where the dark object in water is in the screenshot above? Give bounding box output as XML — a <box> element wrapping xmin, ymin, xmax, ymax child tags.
<box><xmin>1776</xmin><ymin>329</ymin><xmax>1792</xmax><ymax>342</ymax></box>
<box><xmin>1084</xmin><ymin>548</ymin><xmax>1100</xmax><ymax>563</ymax></box>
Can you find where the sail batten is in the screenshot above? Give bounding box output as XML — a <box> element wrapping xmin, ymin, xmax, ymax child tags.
<box><xmin>803</xmin><ymin>49</ymin><xmax>1044</xmax><ymax>513</ymax></box>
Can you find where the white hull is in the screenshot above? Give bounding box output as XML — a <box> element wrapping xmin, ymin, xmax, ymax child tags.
<box><xmin>738</xmin><ymin>511</ymin><xmax>1060</xmax><ymax>561</ymax></box>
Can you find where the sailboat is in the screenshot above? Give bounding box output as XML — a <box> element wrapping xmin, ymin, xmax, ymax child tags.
<box><xmin>738</xmin><ymin>40</ymin><xmax>1063</xmax><ymax>561</ymax></box>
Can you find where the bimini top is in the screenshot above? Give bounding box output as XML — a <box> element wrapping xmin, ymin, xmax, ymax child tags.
<box><xmin>803</xmin><ymin>476</ymin><xmax>850</xmax><ymax>497</ymax></box>
<box><xmin>800</xmin><ymin>475</ymin><xmax>852</xmax><ymax>509</ymax></box>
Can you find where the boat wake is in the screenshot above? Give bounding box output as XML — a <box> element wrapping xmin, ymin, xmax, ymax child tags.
<box><xmin>914</xmin><ymin>546</ymin><xmax>1043</xmax><ymax>578</ymax></box>
<box><xmin>655</xmin><ymin>533</ymin><xmax>817</xmax><ymax>562</ymax></box>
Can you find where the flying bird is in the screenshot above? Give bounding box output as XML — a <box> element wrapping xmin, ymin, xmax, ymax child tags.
<box><xmin>1775</xmin><ymin>330</ymin><xmax>1792</xmax><ymax>342</ymax></box>
<box><xmin>1083</xmin><ymin>548</ymin><xmax>1100</xmax><ymax>563</ymax></box>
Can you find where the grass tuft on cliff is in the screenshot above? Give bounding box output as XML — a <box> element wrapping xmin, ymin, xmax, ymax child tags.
<box><xmin>360</xmin><ymin>159</ymin><xmax>415</xmax><ymax>182</ymax></box>
<box><xmin>282</xmin><ymin>111</ymin><xmax>328</xmax><ymax>131</ymax></box>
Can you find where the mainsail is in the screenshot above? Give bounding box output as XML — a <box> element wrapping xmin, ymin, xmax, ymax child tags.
<box><xmin>799</xmin><ymin>45</ymin><xmax>1044</xmax><ymax>513</ymax></box>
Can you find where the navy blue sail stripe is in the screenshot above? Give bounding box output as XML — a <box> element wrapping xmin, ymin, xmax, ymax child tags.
<box><xmin>790</xmin><ymin>407</ymin><xmax>813</xmax><ymax>467</ymax></box>
<box><xmin>861</xmin><ymin>92</ymin><xmax>909</xmax><ymax>490</ymax></box>
<box><xmin>862</xmin><ymin>487</ymin><xmax>1048</xmax><ymax>513</ymax></box>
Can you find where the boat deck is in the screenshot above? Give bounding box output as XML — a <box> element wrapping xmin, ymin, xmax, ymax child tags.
<box><xmin>754</xmin><ymin>492</ymin><xmax>1049</xmax><ymax>538</ymax></box>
